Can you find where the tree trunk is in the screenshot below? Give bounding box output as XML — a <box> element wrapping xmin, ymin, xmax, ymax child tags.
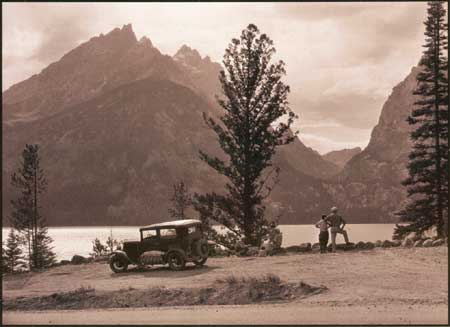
<box><xmin>433</xmin><ymin>18</ymin><xmax>444</xmax><ymax>239</ymax></box>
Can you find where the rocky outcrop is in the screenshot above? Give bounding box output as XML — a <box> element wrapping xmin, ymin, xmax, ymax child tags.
<box><xmin>327</xmin><ymin>67</ymin><xmax>420</xmax><ymax>222</ymax></box>
<box><xmin>71</xmin><ymin>255</ymin><xmax>88</xmax><ymax>265</ymax></box>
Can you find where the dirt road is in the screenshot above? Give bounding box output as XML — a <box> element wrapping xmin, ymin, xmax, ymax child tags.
<box><xmin>3</xmin><ymin>303</ymin><xmax>447</xmax><ymax>324</ymax></box>
<box><xmin>3</xmin><ymin>247</ymin><xmax>448</xmax><ymax>324</ymax></box>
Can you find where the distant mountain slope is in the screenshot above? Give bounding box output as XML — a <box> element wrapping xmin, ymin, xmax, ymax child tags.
<box><xmin>323</xmin><ymin>147</ymin><xmax>361</xmax><ymax>169</ymax></box>
<box><xmin>326</xmin><ymin>67</ymin><xmax>419</xmax><ymax>222</ymax></box>
<box><xmin>3</xmin><ymin>77</ymin><xmax>335</xmax><ymax>226</ymax></box>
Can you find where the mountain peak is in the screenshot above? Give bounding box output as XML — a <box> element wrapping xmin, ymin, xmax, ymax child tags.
<box><xmin>102</xmin><ymin>23</ymin><xmax>137</xmax><ymax>43</ymax></box>
<box><xmin>174</xmin><ymin>44</ymin><xmax>203</xmax><ymax>66</ymax></box>
<box><xmin>138</xmin><ymin>36</ymin><xmax>153</xmax><ymax>48</ymax></box>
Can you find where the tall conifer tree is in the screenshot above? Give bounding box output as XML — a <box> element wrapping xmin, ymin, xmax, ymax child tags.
<box><xmin>10</xmin><ymin>144</ymin><xmax>56</xmax><ymax>269</ymax></box>
<box><xmin>168</xmin><ymin>181</ymin><xmax>192</xmax><ymax>220</ymax></box>
<box><xmin>395</xmin><ymin>1</ymin><xmax>448</xmax><ymax>239</ymax></box>
<box><xmin>194</xmin><ymin>24</ymin><xmax>297</xmax><ymax>246</ymax></box>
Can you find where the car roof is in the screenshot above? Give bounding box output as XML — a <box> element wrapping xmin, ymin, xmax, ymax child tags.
<box><xmin>140</xmin><ymin>219</ymin><xmax>202</xmax><ymax>231</ymax></box>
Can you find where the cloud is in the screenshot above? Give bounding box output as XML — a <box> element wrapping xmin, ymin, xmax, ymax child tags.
<box><xmin>2</xmin><ymin>2</ymin><xmax>430</xmax><ymax>154</ymax></box>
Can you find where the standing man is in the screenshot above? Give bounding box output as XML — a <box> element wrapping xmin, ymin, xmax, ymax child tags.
<box><xmin>326</xmin><ymin>207</ymin><xmax>350</xmax><ymax>252</ymax></box>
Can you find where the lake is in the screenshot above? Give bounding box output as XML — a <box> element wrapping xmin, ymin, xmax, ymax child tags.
<box><xmin>2</xmin><ymin>224</ymin><xmax>397</xmax><ymax>261</ymax></box>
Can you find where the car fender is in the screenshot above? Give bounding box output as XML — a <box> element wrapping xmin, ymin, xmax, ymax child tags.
<box><xmin>110</xmin><ymin>250</ymin><xmax>134</xmax><ymax>264</ymax></box>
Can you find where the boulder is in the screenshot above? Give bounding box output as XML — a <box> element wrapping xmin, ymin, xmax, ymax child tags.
<box><xmin>413</xmin><ymin>240</ymin><xmax>423</xmax><ymax>247</ymax></box>
<box><xmin>355</xmin><ymin>241</ymin><xmax>366</xmax><ymax>249</ymax></box>
<box><xmin>374</xmin><ymin>240</ymin><xmax>383</xmax><ymax>247</ymax></box>
<box><xmin>402</xmin><ymin>238</ymin><xmax>413</xmax><ymax>247</ymax></box>
<box><xmin>326</xmin><ymin>243</ymin><xmax>355</xmax><ymax>251</ymax></box>
<box><xmin>299</xmin><ymin>243</ymin><xmax>312</xmax><ymax>252</ymax></box>
<box><xmin>381</xmin><ymin>240</ymin><xmax>392</xmax><ymax>248</ymax></box>
<box><xmin>422</xmin><ymin>239</ymin><xmax>433</xmax><ymax>248</ymax></box>
<box><xmin>340</xmin><ymin>242</ymin><xmax>355</xmax><ymax>251</ymax></box>
<box><xmin>246</xmin><ymin>246</ymin><xmax>260</xmax><ymax>256</ymax></box>
<box><xmin>391</xmin><ymin>240</ymin><xmax>401</xmax><ymax>247</ymax></box>
<box><xmin>285</xmin><ymin>245</ymin><xmax>302</xmax><ymax>253</ymax></box>
<box><xmin>311</xmin><ymin>243</ymin><xmax>321</xmax><ymax>251</ymax></box>
<box><xmin>285</xmin><ymin>243</ymin><xmax>311</xmax><ymax>253</ymax></box>
<box><xmin>406</xmin><ymin>232</ymin><xmax>420</xmax><ymax>242</ymax></box>
<box><xmin>258</xmin><ymin>249</ymin><xmax>268</xmax><ymax>257</ymax></box>
<box><xmin>210</xmin><ymin>244</ymin><xmax>232</xmax><ymax>257</ymax></box>
<box><xmin>71</xmin><ymin>255</ymin><xmax>88</xmax><ymax>265</ymax></box>
<box><xmin>364</xmin><ymin>242</ymin><xmax>375</xmax><ymax>249</ymax></box>
<box><xmin>432</xmin><ymin>239</ymin><xmax>445</xmax><ymax>247</ymax></box>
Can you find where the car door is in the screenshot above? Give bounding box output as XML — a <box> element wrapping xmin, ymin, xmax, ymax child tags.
<box><xmin>159</xmin><ymin>228</ymin><xmax>178</xmax><ymax>252</ymax></box>
<box><xmin>140</xmin><ymin>229</ymin><xmax>160</xmax><ymax>253</ymax></box>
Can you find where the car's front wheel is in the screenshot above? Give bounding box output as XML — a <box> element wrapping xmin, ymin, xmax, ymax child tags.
<box><xmin>167</xmin><ymin>251</ymin><xmax>186</xmax><ymax>271</ymax></box>
<box><xmin>110</xmin><ymin>257</ymin><xmax>128</xmax><ymax>273</ymax></box>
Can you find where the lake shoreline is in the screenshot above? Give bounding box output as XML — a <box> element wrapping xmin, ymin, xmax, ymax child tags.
<box><xmin>3</xmin><ymin>224</ymin><xmax>400</xmax><ymax>261</ymax></box>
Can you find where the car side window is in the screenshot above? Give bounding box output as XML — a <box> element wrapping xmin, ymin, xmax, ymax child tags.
<box><xmin>142</xmin><ymin>229</ymin><xmax>158</xmax><ymax>240</ymax></box>
<box><xmin>160</xmin><ymin>228</ymin><xmax>177</xmax><ymax>239</ymax></box>
<box><xmin>188</xmin><ymin>226</ymin><xmax>197</xmax><ymax>234</ymax></box>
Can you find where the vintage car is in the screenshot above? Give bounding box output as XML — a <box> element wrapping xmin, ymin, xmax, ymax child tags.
<box><xmin>109</xmin><ymin>219</ymin><xmax>209</xmax><ymax>273</ymax></box>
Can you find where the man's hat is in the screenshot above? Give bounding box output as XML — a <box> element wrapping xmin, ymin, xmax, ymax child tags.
<box><xmin>331</xmin><ymin>206</ymin><xmax>338</xmax><ymax>212</ymax></box>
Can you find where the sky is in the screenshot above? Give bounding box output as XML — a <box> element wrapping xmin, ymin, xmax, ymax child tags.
<box><xmin>3</xmin><ymin>2</ymin><xmax>428</xmax><ymax>154</ymax></box>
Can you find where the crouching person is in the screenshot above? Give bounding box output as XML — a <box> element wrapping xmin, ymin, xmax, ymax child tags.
<box><xmin>260</xmin><ymin>222</ymin><xmax>283</xmax><ymax>256</ymax></box>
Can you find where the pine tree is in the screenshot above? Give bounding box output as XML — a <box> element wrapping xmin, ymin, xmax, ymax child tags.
<box><xmin>10</xmin><ymin>144</ymin><xmax>56</xmax><ymax>269</ymax></box>
<box><xmin>194</xmin><ymin>24</ymin><xmax>297</xmax><ymax>246</ymax></box>
<box><xmin>4</xmin><ymin>229</ymin><xmax>26</xmax><ymax>273</ymax></box>
<box><xmin>2</xmin><ymin>242</ymin><xmax>8</xmax><ymax>274</ymax></box>
<box><xmin>395</xmin><ymin>2</ymin><xmax>448</xmax><ymax>239</ymax></box>
<box><xmin>33</xmin><ymin>227</ymin><xmax>56</xmax><ymax>268</ymax></box>
<box><xmin>168</xmin><ymin>181</ymin><xmax>192</xmax><ymax>220</ymax></box>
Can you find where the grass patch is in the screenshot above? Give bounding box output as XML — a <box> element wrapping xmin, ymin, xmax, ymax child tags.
<box><xmin>4</xmin><ymin>274</ymin><xmax>327</xmax><ymax>311</ymax></box>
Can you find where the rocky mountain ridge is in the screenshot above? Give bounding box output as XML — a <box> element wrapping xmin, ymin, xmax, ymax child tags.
<box><xmin>323</xmin><ymin>147</ymin><xmax>362</xmax><ymax>169</ymax></box>
<box><xmin>327</xmin><ymin>67</ymin><xmax>420</xmax><ymax>222</ymax></box>
<box><xmin>3</xmin><ymin>24</ymin><xmax>341</xmax><ymax>226</ymax></box>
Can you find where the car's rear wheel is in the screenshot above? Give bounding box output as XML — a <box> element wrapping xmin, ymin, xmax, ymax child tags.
<box><xmin>110</xmin><ymin>257</ymin><xmax>128</xmax><ymax>273</ymax></box>
<box><xmin>194</xmin><ymin>239</ymin><xmax>209</xmax><ymax>258</ymax></box>
<box><xmin>167</xmin><ymin>251</ymin><xmax>186</xmax><ymax>271</ymax></box>
<box><xmin>193</xmin><ymin>257</ymin><xmax>208</xmax><ymax>266</ymax></box>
